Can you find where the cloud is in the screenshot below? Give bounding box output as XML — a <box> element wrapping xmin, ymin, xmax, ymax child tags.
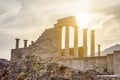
<box><xmin>0</xmin><ymin>0</ymin><xmax>120</xmax><ymax>59</ymax></box>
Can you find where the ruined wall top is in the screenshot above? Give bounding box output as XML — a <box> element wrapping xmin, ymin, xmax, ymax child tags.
<box><xmin>54</xmin><ymin>16</ymin><xmax>78</xmax><ymax>28</ymax></box>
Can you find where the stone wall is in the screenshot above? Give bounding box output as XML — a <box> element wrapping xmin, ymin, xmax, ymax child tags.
<box><xmin>58</xmin><ymin>56</ymin><xmax>107</xmax><ymax>73</ymax></box>
<box><xmin>30</xmin><ymin>28</ymin><xmax>59</xmax><ymax>58</ymax></box>
<box><xmin>11</xmin><ymin>28</ymin><xmax>60</xmax><ymax>61</ymax></box>
<box><xmin>11</xmin><ymin>26</ymin><xmax>120</xmax><ymax>74</ymax></box>
<box><xmin>57</xmin><ymin>50</ymin><xmax>120</xmax><ymax>74</ymax></box>
<box><xmin>107</xmin><ymin>54</ymin><xmax>113</xmax><ymax>74</ymax></box>
<box><xmin>113</xmin><ymin>51</ymin><xmax>120</xmax><ymax>74</ymax></box>
<box><xmin>11</xmin><ymin>48</ymin><xmax>31</xmax><ymax>61</ymax></box>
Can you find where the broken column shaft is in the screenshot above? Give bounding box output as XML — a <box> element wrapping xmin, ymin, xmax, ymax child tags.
<box><xmin>24</xmin><ymin>40</ymin><xmax>28</xmax><ymax>48</ymax></box>
<box><xmin>98</xmin><ymin>44</ymin><xmax>101</xmax><ymax>56</ymax></box>
<box><xmin>15</xmin><ymin>38</ymin><xmax>20</xmax><ymax>49</ymax></box>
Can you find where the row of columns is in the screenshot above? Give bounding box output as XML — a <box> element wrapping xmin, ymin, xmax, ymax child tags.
<box><xmin>59</xmin><ymin>26</ymin><xmax>101</xmax><ymax>57</ymax></box>
<box><xmin>83</xmin><ymin>29</ymin><xmax>101</xmax><ymax>57</ymax></box>
<box><xmin>57</xmin><ymin>25</ymin><xmax>78</xmax><ymax>57</ymax></box>
<box><xmin>15</xmin><ymin>39</ymin><xmax>34</xmax><ymax>49</ymax></box>
<box><xmin>64</xmin><ymin>26</ymin><xmax>78</xmax><ymax>57</ymax></box>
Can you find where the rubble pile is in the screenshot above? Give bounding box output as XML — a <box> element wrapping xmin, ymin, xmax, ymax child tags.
<box><xmin>0</xmin><ymin>59</ymin><xmax>9</xmax><ymax>80</ymax></box>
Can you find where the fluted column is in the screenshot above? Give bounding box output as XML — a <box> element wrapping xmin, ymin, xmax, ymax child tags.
<box><xmin>83</xmin><ymin>29</ymin><xmax>88</xmax><ymax>57</ymax></box>
<box><xmin>74</xmin><ymin>27</ymin><xmax>78</xmax><ymax>57</ymax></box>
<box><xmin>15</xmin><ymin>38</ymin><xmax>20</xmax><ymax>49</ymax></box>
<box><xmin>24</xmin><ymin>40</ymin><xmax>28</xmax><ymax>48</ymax></box>
<box><xmin>98</xmin><ymin>44</ymin><xmax>101</xmax><ymax>56</ymax></box>
<box><xmin>65</xmin><ymin>26</ymin><xmax>69</xmax><ymax>55</ymax></box>
<box><xmin>91</xmin><ymin>30</ymin><xmax>95</xmax><ymax>57</ymax></box>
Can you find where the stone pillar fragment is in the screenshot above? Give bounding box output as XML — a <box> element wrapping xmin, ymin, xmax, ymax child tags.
<box><xmin>98</xmin><ymin>44</ymin><xmax>101</xmax><ymax>56</ymax></box>
<box><xmin>24</xmin><ymin>40</ymin><xmax>28</xmax><ymax>48</ymax></box>
<box><xmin>83</xmin><ymin>29</ymin><xmax>88</xmax><ymax>57</ymax></box>
<box><xmin>74</xmin><ymin>27</ymin><xmax>78</xmax><ymax>57</ymax></box>
<box><xmin>65</xmin><ymin>26</ymin><xmax>69</xmax><ymax>55</ymax></box>
<box><xmin>91</xmin><ymin>30</ymin><xmax>95</xmax><ymax>57</ymax></box>
<box><xmin>15</xmin><ymin>38</ymin><xmax>20</xmax><ymax>49</ymax></box>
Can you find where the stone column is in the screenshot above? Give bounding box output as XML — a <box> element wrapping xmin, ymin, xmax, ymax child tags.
<box><xmin>91</xmin><ymin>30</ymin><xmax>95</xmax><ymax>57</ymax></box>
<box><xmin>54</xmin><ymin>24</ymin><xmax>62</xmax><ymax>56</ymax></box>
<box><xmin>83</xmin><ymin>29</ymin><xmax>88</xmax><ymax>57</ymax></box>
<box><xmin>58</xmin><ymin>27</ymin><xmax>62</xmax><ymax>56</ymax></box>
<box><xmin>74</xmin><ymin>27</ymin><xmax>78</xmax><ymax>57</ymax></box>
<box><xmin>65</xmin><ymin>26</ymin><xmax>69</xmax><ymax>55</ymax></box>
<box><xmin>24</xmin><ymin>40</ymin><xmax>28</xmax><ymax>48</ymax></box>
<box><xmin>98</xmin><ymin>44</ymin><xmax>101</xmax><ymax>56</ymax></box>
<box><xmin>15</xmin><ymin>38</ymin><xmax>20</xmax><ymax>49</ymax></box>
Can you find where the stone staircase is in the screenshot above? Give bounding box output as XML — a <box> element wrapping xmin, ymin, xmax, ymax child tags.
<box><xmin>29</xmin><ymin>28</ymin><xmax>59</xmax><ymax>58</ymax></box>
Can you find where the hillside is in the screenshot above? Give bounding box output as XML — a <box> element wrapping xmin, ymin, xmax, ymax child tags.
<box><xmin>101</xmin><ymin>44</ymin><xmax>120</xmax><ymax>55</ymax></box>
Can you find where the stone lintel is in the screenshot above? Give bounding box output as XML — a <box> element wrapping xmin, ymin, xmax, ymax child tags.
<box><xmin>57</xmin><ymin>16</ymin><xmax>75</xmax><ymax>23</ymax></box>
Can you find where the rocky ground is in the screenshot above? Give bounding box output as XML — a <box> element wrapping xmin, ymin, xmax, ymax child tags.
<box><xmin>0</xmin><ymin>58</ymin><xmax>99</xmax><ymax>80</ymax></box>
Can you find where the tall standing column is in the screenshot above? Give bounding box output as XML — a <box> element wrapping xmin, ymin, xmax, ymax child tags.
<box><xmin>74</xmin><ymin>27</ymin><xmax>78</xmax><ymax>57</ymax></box>
<box><xmin>83</xmin><ymin>29</ymin><xmax>88</xmax><ymax>57</ymax></box>
<box><xmin>58</xmin><ymin>27</ymin><xmax>62</xmax><ymax>56</ymax></box>
<box><xmin>15</xmin><ymin>38</ymin><xmax>20</xmax><ymax>49</ymax></box>
<box><xmin>24</xmin><ymin>40</ymin><xmax>28</xmax><ymax>48</ymax></box>
<box><xmin>91</xmin><ymin>30</ymin><xmax>95</xmax><ymax>57</ymax></box>
<box><xmin>98</xmin><ymin>44</ymin><xmax>101</xmax><ymax>56</ymax></box>
<box><xmin>65</xmin><ymin>26</ymin><xmax>69</xmax><ymax>55</ymax></box>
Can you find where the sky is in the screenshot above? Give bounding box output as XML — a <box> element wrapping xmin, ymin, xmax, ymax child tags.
<box><xmin>0</xmin><ymin>0</ymin><xmax>120</xmax><ymax>60</ymax></box>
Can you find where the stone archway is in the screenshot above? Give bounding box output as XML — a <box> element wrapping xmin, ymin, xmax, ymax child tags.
<box><xmin>54</xmin><ymin>16</ymin><xmax>78</xmax><ymax>57</ymax></box>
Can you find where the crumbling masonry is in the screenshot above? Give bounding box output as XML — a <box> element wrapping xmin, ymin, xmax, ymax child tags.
<box><xmin>11</xmin><ymin>16</ymin><xmax>120</xmax><ymax>74</ymax></box>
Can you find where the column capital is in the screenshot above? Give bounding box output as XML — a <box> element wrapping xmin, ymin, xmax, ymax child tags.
<box><xmin>24</xmin><ymin>40</ymin><xmax>28</xmax><ymax>41</ymax></box>
<box><xmin>15</xmin><ymin>38</ymin><xmax>20</xmax><ymax>40</ymax></box>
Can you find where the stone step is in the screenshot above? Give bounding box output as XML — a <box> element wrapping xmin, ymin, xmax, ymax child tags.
<box><xmin>30</xmin><ymin>28</ymin><xmax>56</xmax><ymax>49</ymax></box>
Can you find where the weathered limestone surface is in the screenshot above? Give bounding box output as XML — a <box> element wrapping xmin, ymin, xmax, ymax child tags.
<box><xmin>10</xmin><ymin>16</ymin><xmax>120</xmax><ymax>79</ymax></box>
<box><xmin>83</xmin><ymin>29</ymin><xmax>88</xmax><ymax>57</ymax></box>
<box><xmin>58</xmin><ymin>56</ymin><xmax>107</xmax><ymax>74</ymax></box>
<box><xmin>11</xmin><ymin>48</ymin><xmax>31</xmax><ymax>61</ymax></box>
<box><xmin>107</xmin><ymin>54</ymin><xmax>113</xmax><ymax>74</ymax></box>
<box><xmin>11</xmin><ymin>26</ymin><xmax>120</xmax><ymax>75</ymax></box>
<box><xmin>113</xmin><ymin>51</ymin><xmax>120</xmax><ymax>74</ymax></box>
<box><xmin>31</xmin><ymin>28</ymin><xmax>59</xmax><ymax>58</ymax></box>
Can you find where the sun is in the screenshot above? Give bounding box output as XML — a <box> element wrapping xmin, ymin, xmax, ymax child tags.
<box><xmin>76</xmin><ymin>13</ymin><xmax>94</xmax><ymax>29</ymax></box>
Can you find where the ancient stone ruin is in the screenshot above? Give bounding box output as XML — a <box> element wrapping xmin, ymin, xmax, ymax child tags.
<box><xmin>10</xmin><ymin>16</ymin><xmax>120</xmax><ymax>80</ymax></box>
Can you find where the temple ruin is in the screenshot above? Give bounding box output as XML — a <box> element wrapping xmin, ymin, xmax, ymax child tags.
<box><xmin>11</xmin><ymin>16</ymin><xmax>120</xmax><ymax>74</ymax></box>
